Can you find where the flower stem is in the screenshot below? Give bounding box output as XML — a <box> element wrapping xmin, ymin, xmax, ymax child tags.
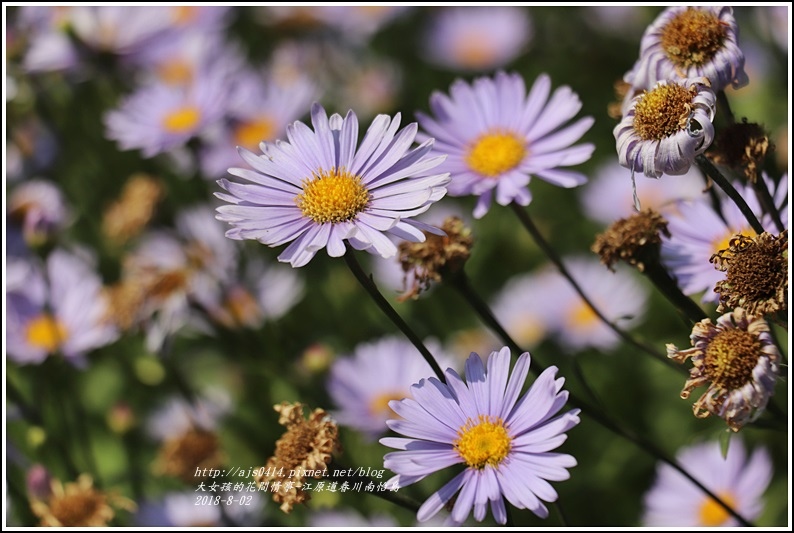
<box><xmin>751</xmin><ymin>178</ymin><xmax>786</xmax><ymax>234</ymax></box>
<box><xmin>695</xmin><ymin>155</ymin><xmax>765</xmax><ymax>234</ymax></box>
<box><xmin>641</xmin><ymin>260</ymin><xmax>708</xmax><ymax>324</ymax></box>
<box><xmin>717</xmin><ymin>90</ymin><xmax>736</xmax><ymax>125</ymax></box>
<box><xmin>510</xmin><ymin>203</ymin><xmax>680</xmax><ymax>371</ymax></box>
<box><xmin>343</xmin><ymin>248</ymin><xmax>446</xmax><ymax>383</ymax></box>
<box><xmin>448</xmin><ymin>269</ymin><xmax>752</xmax><ymax>526</ymax></box>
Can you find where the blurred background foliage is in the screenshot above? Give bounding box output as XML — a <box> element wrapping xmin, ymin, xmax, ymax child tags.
<box><xmin>4</xmin><ymin>5</ymin><xmax>789</xmax><ymax>527</ymax></box>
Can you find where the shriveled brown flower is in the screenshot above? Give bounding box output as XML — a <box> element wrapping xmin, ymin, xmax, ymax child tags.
<box><xmin>152</xmin><ymin>427</ymin><xmax>226</xmax><ymax>483</ymax></box>
<box><xmin>667</xmin><ymin>308</ymin><xmax>780</xmax><ymax>431</ymax></box>
<box><xmin>711</xmin><ymin>231</ymin><xmax>788</xmax><ymax>316</ymax></box>
<box><xmin>592</xmin><ymin>209</ymin><xmax>670</xmax><ymax>272</ymax></box>
<box><xmin>253</xmin><ymin>402</ymin><xmax>340</xmax><ymax>513</ymax></box>
<box><xmin>102</xmin><ymin>173</ymin><xmax>163</xmax><ymax>245</ymax></box>
<box><xmin>709</xmin><ymin>121</ymin><xmax>770</xmax><ymax>183</ymax></box>
<box><xmin>397</xmin><ymin>216</ymin><xmax>473</xmax><ymax>301</ymax></box>
<box><xmin>30</xmin><ymin>474</ymin><xmax>135</xmax><ymax>527</ymax></box>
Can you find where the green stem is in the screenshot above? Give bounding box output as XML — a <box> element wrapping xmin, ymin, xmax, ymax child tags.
<box><xmin>696</xmin><ymin>155</ymin><xmax>765</xmax><ymax>235</ymax></box>
<box><xmin>343</xmin><ymin>248</ymin><xmax>446</xmax><ymax>383</ymax></box>
<box><xmin>510</xmin><ymin>204</ymin><xmax>680</xmax><ymax>372</ymax></box>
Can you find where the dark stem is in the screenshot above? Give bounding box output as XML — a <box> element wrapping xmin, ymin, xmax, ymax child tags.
<box><xmin>716</xmin><ymin>90</ymin><xmax>735</xmax><ymax>125</ymax></box>
<box><xmin>510</xmin><ymin>203</ymin><xmax>680</xmax><ymax>372</ymax></box>
<box><xmin>447</xmin><ymin>266</ymin><xmax>752</xmax><ymax>526</ymax></box>
<box><xmin>343</xmin><ymin>248</ymin><xmax>446</xmax><ymax>383</ymax></box>
<box><xmin>641</xmin><ymin>261</ymin><xmax>708</xmax><ymax>325</ymax></box>
<box><xmin>752</xmin><ymin>178</ymin><xmax>786</xmax><ymax>234</ymax></box>
<box><xmin>696</xmin><ymin>155</ymin><xmax>765</xmax><ymax>235</ymax></box>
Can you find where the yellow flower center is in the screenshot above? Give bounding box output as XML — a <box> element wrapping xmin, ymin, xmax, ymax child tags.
<box><xmin>26</xmin><ymin>314</ymin><xmax>68</xmax><ymax>353</ymax></box>
<box><xmin>698</xmin><ymin>490</ymin><xmax>737</xmax><ymax>527</ymax></box>
<box><xmin>162</xmin><ymin>106</ymin><xmax>201</xmax><ymax>134</ymax></box>
<box><xmin>452</xmin><ymin>32</ymin><xmax>496</xmax><ymax>69</ymax></box>
<box><xmin>703</xmin><ymin>328</ymin><xmax>761</xmax><ymax>390</ymax></box>
<box><xmin>157</xmin><ymin>60</ymin><xmax>193</xmax><ymax>86</ymax></box>
<box><xmin>233</xmin><ymin>117</ymin><xmax>276</xmax><ymax>150</ymax></box>
<box><xmin>454</xmin><ymin>415</ymin><xmax>511</xmax><ymax>469</ymax></box>
<box><xmin>512</xmin><ymin>314</ymin><xmax>546</xmax><ymax>346</ymax></box>
<box><xmin>465</xmin><ymin>132</ymin><xmax>526</xmax><ymax>178</ymax></box>
<box><xmin>49</xmin><ymin>490</ymin><xmax>108</xmax><ymax>527</ymax></box>
<box><xmin>633</xmin><ymin>83</ymin><xmax>695</xmax><ymax>141</ymax></box>
<box><xmin>368</xmin><ymin>391</ymin><xmax>405</xmax><ymax>418</ymax></box>
<box><xmin>295</xmin><ymin>168</ymin><xmax>370</xmax><ymax>224</ymax></box>
<box><xmin>567</xmin><ymin>300</ymin><xmax>599</xmax><ymax>330</ymax></box>
<box><xmin>661</xmin><ymin>8</ymin><xmax>727</xmax><ymax>69</ymax></box>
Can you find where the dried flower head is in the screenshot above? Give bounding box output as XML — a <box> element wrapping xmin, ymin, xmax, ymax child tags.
<box><xmin>711</xmin><ymin>231</ymin><xmax>788</xmax><ymax>316</ymax></box>
<box><xmin>30</xmin><ymin>474</ymin><xmax>135</xmax><ymax>527</ymax></box>
<box><xmin>102</xmin><ymin>174</ymin><xmax>163</xmax><ymax>245</ymax></box>
<box><xmin>667</xmin><ymin>308</ymin><xmax>780</xmax><ymax>431</ymax></box>
<box><xmin>709</xmin><ymin>121</ymin><xmax>770</xmax><ymax>184</ymax></box>
<box><xmin>254</xmin><ymin>402</ymin><xmax>340</xmax><ymax>513</ymax></box>
<box><xmin>592</xmin><ymin>209</ymin><xmax>670</xmax><ymax>272</ymax></box>
<box><xmin>397</xmin><ymin>216</ymin><xmax>473</xmax><ymax>301</ymax></box>
<box><xmin>153</xmin><ymin>427</ymin><xmax>226</xmax><ymax>483</ymax></box>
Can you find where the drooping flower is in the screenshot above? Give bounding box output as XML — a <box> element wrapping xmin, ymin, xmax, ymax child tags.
<box><xmin>381</xmin><ymin>347</ymin><xmax>580</xmax><ymax>524</ymax></box>
<box><xmin>423</xmin><ymin>7</ymin><xmax>533</xmax><ymax>72</ymax></box>
<box><xmin>254</xmin><ymin>402</ymin><xmax>340</xmax><ymax>513</ymax></box>
<box><xmin>216</xmin><ymin>102</ymin><xmax>450</xmax><ymax>267</ymax></box>
<box><xmin>6</xmin><ymin>249</ymin><xmax>119</xmax><ymax>366</ymax></box>
<box><xmin>592</xmin><ymin>209</ymin><xmax>671</xmax><ymax>273</ymax></box>
<box><xmin>642</xmin><ymin>439</ymin><xmax>772</xmax><ymax>526</ymax></box>
<box><xmin>661</xmin><ymin>174</ymin><xmax>787</xmax><ymax>303</ymax></box>
<box><xmin>624</xmin><ymin>6</ymin><xmax>748</xmax><ymax>92</ymax></box>
<box><xmin>417</xmin><ymin>71</ymin><xmax>594</xmax><ymax>218</ymax></box>
<box><xmin>614</xmin><ymin>77</ymin><xmax>716</xmax><ymax>179</ymax></box>
<box><xmin>327</xmin><ymin>336</ymin><xmax>455</xmax><ymax>441</ymax></box>
<box><xmin>711</xmin><ymin>231</ymin><xmax>788</xmax><ymax>316</ymax></box>
<box><xmin>667</xmin><ymin>308</ymin><xmax>780</xmax><ymax>431</ymax></box>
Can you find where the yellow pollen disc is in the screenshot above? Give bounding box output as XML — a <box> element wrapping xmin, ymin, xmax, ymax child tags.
<box><xmin>162</xmin><ymin>106</ymin><xmax>201</xmax><ymax>134</ymax></box>
<box><xmin>704</xmin><ymin>328</ymin><xmax>761</xmax><ymax>390</ymax></box>
<box><xmin>465</xmin><ymin>132</ymin><xmax>526</xmax><ymax>178</ymax></box>
<box><xmin>633</xmin><ymin>83</ymin><xmax>694</xmax><ymax>141</ymax></box>
<box><xmin>712</xmin><ymin>229</ymin><xmax>752</xmax><ymax>257</ymax></box>
<box><xmin>368</xmin><ymin>391</ymin><xmax>405</xmax><ymax>417</ymax></box>
<box><xmin>452</xmin><ymin>33</ymin><xmax>496</xmax><ymax>69</ymax></box>
<box><xmin>233</xmin><ymin>118</ymin><xmax>276</xmax><ymax>150</ymax></box>
<box><xmin>295</xmin><ymin>168</ymin><xmax>370</xmax><ymax>224</ymax></box>
<box><xmin>567</xmin><ymin>300</ymin><xmax>598</xmax><ymax>329</ymax></box>
<box><xmin>157</xmin><ymin>60</ymin><xmax>193</xmax><ymax>85</ymax></box>
<box><xmin>661</xmin><ymin>8</ymin><xmax>727</xmax><ymax>69</ymax></box>
<box><xmin>454</xmin><ymin>415</ymin><xmax>511</xmax><ymax>469</ymax></box>
<box><xmin>513</xmin><ymin>315</ymin><xmax>546</xmax><ymax>346</ymax></box>
<box><xmin>26</xmin><ymin>314</ymin><xmax>68</xmax><ymax>352</ymax></box>
<box><xmin>698</xmin><ymin>490</ymin><xmax>737</xmax><ymax>527</ymax></box>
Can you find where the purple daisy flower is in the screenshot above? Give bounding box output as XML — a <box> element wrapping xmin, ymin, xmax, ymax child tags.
<box><xmin>642</xmin><ymin>439</ymin><xmax>772</xmax><ymax>526</ymax></box>
<box><xmin>625</xmin><ymin>6</ymin><xmax>748</xmax><ymax>92</ymax></box>
<box><xmin>104</xmin><ymin>77</ymin><xmax>227</xmax><ymax>158</ymax></box>
<box><xmin>216</xmin><ymin>102</ymin><xmax>450</xmax><ymax>267</ymax></box>
<box><xmin>615</xmin><ymin>77</ymin><xmax>716</xmax><ymax>179</ymax></box>
<box><xmin>327</xmin><ymin>336</ymin><xmax>455</xmax><ymax>441</ymax></box>
<box><xmin>423</xmin><ymin>7</ymin><xmax>533</xmax><ymax>72</ymax></box>
<box><xmin>7</xmin><ymin>249</ymin><xmax>119</xmax><ymax>366</ymax></box>
<box><xmin>381</xmin><ymin>347</ymin><xmax>580</xmax><ymax>524</ymax></box>
<box><xmin>417</xmin><ymin>71</ymin><xmax>594</xmax><ymax>218</ymax></box>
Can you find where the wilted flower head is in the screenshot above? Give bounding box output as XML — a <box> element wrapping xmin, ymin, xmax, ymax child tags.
<box><xmin>424</xmin><ymin>7</ymin><xmax>533</xmax><ymax>72</ymax></box>
<box><xmin>615</xmin><ymin>77</ymin><xmax>716</xmax><ymax>179</ymax></box>
<box><xmin>417</xmin><ymin>71</ymin><xmax>594</xmax><ymax>218</ymax></box>
<box><xmin>381</xmin><ymin>347</ymin><xmax>580</xmax><ymax>524</ymax></box>
<box><xmin>592</xmin><ymin>209</ymin><xmax>671</xmax><ymax>272</ymax></box>
<box><xmin>216</xmin><ymin>102</ymin><xmax>450</xmax><ymax>267</ymax></box>
<box><xmin>667</xmin><ymin>308</ymin><xmax>780</xmax><ymax>431</ymax></box>
<box><xmin>254</xmin><ymin>402</ymin><xmax>340</xmax><ymax>513</ymax></box>
<box><xmin>101</xmin><ymin>173</ymin><xmax>163</xmax><ymax>245</ymax></box>
<box><xmin>709</xmin><ymin>121</ymin><xmax>770</xmax><ymax>184</ymax></box>
<box><xmin>29</xmin><ymin>474</ymin><xmax>134</xmax><ymax>527</ymax></box>
<box><xmin>397</xmin><ymin>216</ymin><xmax>473</xmax><ymax>301</ymax></box>
<box><xmin>625</xmin><ymin>6</ymin><xmax>748</xmax><ymax>92</ymax></box>
<box><xmin>642</xmin><ymin>439</ymin><xmax>772</xmax><ymax>526</ymax></box>
<box><xmin>711</xmin><ymin>231</ymin><xmax>788</xmax><ymax>316</ymax></box>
